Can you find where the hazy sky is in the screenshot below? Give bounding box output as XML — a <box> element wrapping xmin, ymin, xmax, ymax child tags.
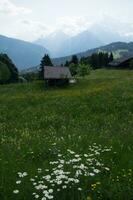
<box><xmin>0</xmin><ymin>0</ymin><xmax>133</xmax><ymax>41</ymax></box>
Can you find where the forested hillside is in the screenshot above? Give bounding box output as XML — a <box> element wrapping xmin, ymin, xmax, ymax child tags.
<box><xmin>0</xmin><ymin>54</ymin><xmax>18</xmax><ymax>84</ymax></box>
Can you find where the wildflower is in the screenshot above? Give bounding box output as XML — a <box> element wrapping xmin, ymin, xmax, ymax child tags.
<box><xmin>91</xmin><ymin>183</ymin><xmax>97</xmax><ymax>188</ymax></box>
<box><xmin>18</xmin><ymin>172</ymin><xmax>28</xmax><ymax>178</ymax></box>
<box><xmin>23</xmin><ymin>172</ymin><xmax>28</xmax><ymax>176</ymax></box>
<box><xmin>75</xmin><ymin>154</ymin><xmax>80</xmax><ymax>158</ymax></box>
<box><xmin>13</xmin><ymin>190</ymin><xmax>19</xmax><ymax>194</ymax></box>
<box><xmin>42</xmin><ymin>197</ymin><xmax>46</xmax><ymax>200</ymax></box>
<box><xmin>35</xmin><ymin>184</ymin><xmax>47</xmax><ymax>190</ymax></box>
<box><xmin>43</xmin><ymin>190</ymin><xmax>48</xmax><ymax>195</ymax></box>
<box><xmin>62</xmin><ymin>185</ymin><xmax>67</xmax><ymax>189</ymax></box>
<box><xmin>58</xmin><ymin>154</ymin><xmax>62</xmax><ymax>157</ymax></box>
<box><xmin>89</xmin><ymin>173</ymin><xmax>95</xmax><ymax>176</ymax></box>
<box><xmin>84</xmin><ymin>154</ymin><xmax>88</xmax><ymax>157</ymax></box>
<box><xmin>67</xmin><ymin>149</ymin><xmax>75</xmax><ymax>154</ymax></box>
<box><xmin>93</xmin><ymin>169</ymin><xmax>100</xmax><ymax>174</ymax></box>
<box><xmin>49</xmin><ymin>189</ymin><xmax>53</xmax><ymax>193</ymax></box>
<box><xmin>96</xmin><ymin>182</ymin><xmax>101</xmax><ymax>185</ymax></box>
<box><xmin>35</xmin><ymin>194</ymin><xmax>39</xmax><ymax>198</ymax></box>
<box><xmin>74</xmin><ymin>179</ymin><xmax>80</xmax><ymax>183</ymax></box>
<box><xmin>30</xmin><ymin>178</ymin><xmax>35</xmax><ymax>182</ymax></box>
<box><xmin>105</xmin><ymin>167</ymin><xmax>110</xmax><ymax>171</ymax></box>
<box><xmin>37</xmin><ymin>168</ymin><xmax>42</xmax><ymax>173</ymax></box>
<box><xmin>16</xmin><ymin>180</ymin><xmax>21</xmax><ymax>184</ymax></box>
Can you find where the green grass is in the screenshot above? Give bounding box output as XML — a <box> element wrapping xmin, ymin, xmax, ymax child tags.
<box><xmin>0</xmin><ymin>69</ymin><xmax>133</xmax><ymax>200</ymax></box>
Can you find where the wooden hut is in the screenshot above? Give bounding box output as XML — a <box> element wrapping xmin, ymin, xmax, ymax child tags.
<box><xmin>109</xmin><ymin>56</ymin><xmax>133</xmax><ymax>69</ymax></box>
<box><xmin>44</xmin><ymin>66</ymin><xmax>72</xmax><ymax>86</ymax></box>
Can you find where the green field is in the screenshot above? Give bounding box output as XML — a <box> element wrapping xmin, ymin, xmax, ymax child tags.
<box><xmin>0</xmin><ymin>69</ymin><xmax>133</xmax><ymax>200</ymax></box>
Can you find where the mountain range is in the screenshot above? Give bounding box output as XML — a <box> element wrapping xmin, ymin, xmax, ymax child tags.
<box><xmin>0</xmin><ymin>35</ymin><xmax>48</xmax><ymax>69</ymax></box>
<box><xmin>0</xmin><ymin>21</ymin><xmax>133</xmax><ymax>71</ymax></box>
<box><xmin>35</xmin><ymin>30</ymin><xmax>103</xmax><ymax>57</ymax></box>
<box><xmin>34</xmin><ymin>19</ymin><xmax>133</xmax><ymax>58</ymax></box>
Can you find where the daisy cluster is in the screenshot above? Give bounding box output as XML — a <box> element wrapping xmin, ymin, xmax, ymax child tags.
<box><xmin>13</xmin><ymin>144</ymin><xmax>112</xmax><ymax>199</ymax></box>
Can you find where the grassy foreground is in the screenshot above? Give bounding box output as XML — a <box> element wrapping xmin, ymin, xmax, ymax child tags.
<box><xmin>0</xmin><ymin>69</ymin><xmax>133</xmax><ymax>200</ymax></box>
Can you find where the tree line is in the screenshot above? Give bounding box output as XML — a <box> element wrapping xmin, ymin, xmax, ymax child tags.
<box><xmin>0</xmin><ymin>52</ymin><xmax>114</xmax><ymax>84</ymax></box>
<box><xmin>64</xmin><ymin>52</ymin><xmax>113</xmax><ymax>69</ymax></box>
<box><xmin>39</xmin><ymin>52</ymin><xmax>114</xmax><ymax>79</ymax></box>
<box><xmin>63</xmin><ymin>52</ymin><xmax>113</xmax><ymax>77</ymax></box>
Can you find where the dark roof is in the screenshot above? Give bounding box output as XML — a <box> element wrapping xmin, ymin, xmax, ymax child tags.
<box><xmin>109</xmin><ymin>55</ymin><xmax>133</xmax><ymax>66</ymax></box>
<box><xmin>44</xmin><ymin>66</ymin><xmax>72</xmax><ymax>79</ymax></box>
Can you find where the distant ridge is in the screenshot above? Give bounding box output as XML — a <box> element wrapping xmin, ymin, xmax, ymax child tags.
<box><xmin>22</xmin><ymin>41</ymin><xmax>133</xmax><ymax>74</ymax></box>
<box><xmin>34</xmin><ymin>30</ymin><xmax>103</xmax><ymax>57</ymax></box>
<box><xmin>53</xmin><ymin>42</ymin><xmax>133</xmax><ymax>66</ymax></box>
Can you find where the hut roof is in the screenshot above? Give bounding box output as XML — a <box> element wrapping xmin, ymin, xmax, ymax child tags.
<box><xmin>109</xmin><ymin>55</ymin><xmax>133</xmax><ymax>66</ymax></box>
<box><xmin>44</xmin><ymin>66</ymin><xmax>72</xmax><ymax>79</ymax></box>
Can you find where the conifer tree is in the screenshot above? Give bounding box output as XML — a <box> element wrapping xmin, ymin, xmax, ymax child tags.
<box><xmin>109</xmin><ymin>52</ymin><xmax>114</xmax><ymax>62</ymax></box>
<box><xmin>39</xmin><ymin>54</ymin><xmax>53</xmax><ymax>80</ymax></box>
<box><xmin>64</xmin><ymin>60</ymin><xmax>69</xmax><ymax>67</ymax></box>
<box><xmin>70</xmin><ymin>55</ymin><xmax>79</xmax><ymax>65</ymax></box>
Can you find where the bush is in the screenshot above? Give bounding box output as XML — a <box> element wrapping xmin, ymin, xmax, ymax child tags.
<box><xmin>77</xmin><ymin>63</ymin><xmax>91</xmax><ymax>77</ymax></box>
<box><xmin>69</xmin><ymin>63</ymin><xmax>78</xmax><ymax>76</ymax></box>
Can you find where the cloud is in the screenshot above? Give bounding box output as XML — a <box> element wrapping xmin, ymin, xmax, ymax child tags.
<box><xmin>12</xmin><ymin>19</ymin><xmax>53</xmax><ymax>41</ymax></box>
<box><xmin>13</xmin><ymin>17</ymin><xmax>92</xmax><ymax>41</ymax></box>
<box><xmin>56</xmin><ymin>16</ymin><xmax>93</xmax><ymax>36</ymax></box>
<box><xmin>1</xmin><ymin>10</ymin><xmax>133</xmax><ymax>43</ymax></box>
<box><xmin>0</xmin><ymin>0</ymin><xmax>31</xmax><ymax>16</ymax></box>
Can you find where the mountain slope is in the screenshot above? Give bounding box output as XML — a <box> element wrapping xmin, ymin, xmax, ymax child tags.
<box><xmin>35</xmin><ymin>30</ymin><xmax>70</xmax><ymax>57</ymax></box>
<box><xmin>0</xmin><ymin>35</ymin><xmax>48</xmax><ymax>70</ymax></box>
<box><xmin>58</xmin><ymin>30</ymin><xmax>103</xmax><ymax>57</ymax></box>
<box><xmin>35</xmin><ymin>30</ymin><xmax>103</xmax><ymax>57</ymax></box>
<box><xmin>53</xmin><ymin>42</ymin><xmax>133</xmax><ymax>65</ymax></box>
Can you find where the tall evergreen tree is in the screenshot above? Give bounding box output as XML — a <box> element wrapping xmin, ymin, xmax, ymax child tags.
<box><xmin>39</xmin><ymin>54</ymin><xmax>53</xmax><ymax>80</ymax></box>
<box><xmin>90</xmin><ymin>53</ymin><xmax>99</xmax><ymax>69</ymax></box>
<box><xmin>70</xmin><ymin>55</ymin><xmax>79</xmax><ymax>65</ymax></box>
<box><xmin>98</xmin><ymin>52</ymin><xmax>104</xmax><ymax>68</ymax></box>
<box><xmin>102</xmin><ymin>53</ymin><xmax>109</xmax><ymax>67</ymax></box>
<box><xmin>64</xmin><ymin>60</ymin><xmax>69</xmax><ymax>67</ymax></box>
<box><xmin>109</xmin><ymin>52</ymin><xmax>114</xmax><ymax>62</ymax></box>
<box><xmin>80</xmin><ymin>57</ymin><xmax>88</xmax><ymax>65</ymax></box>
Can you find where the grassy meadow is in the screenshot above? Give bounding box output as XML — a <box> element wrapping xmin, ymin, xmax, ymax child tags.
<box><xmin>0</xmin><ymin>69</ymin><xmax>133</xmax><ymax>200</ymax></box>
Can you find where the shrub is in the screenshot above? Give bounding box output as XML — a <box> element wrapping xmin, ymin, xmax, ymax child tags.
<box><xmin>69</xmin><ymin>63</ymin><xmax>78</xmax><ymax>76</ymax></box>
<box><xmin>77</xmin><ymin>63</ymin><xmax>91</xmax><ymax>77</ymax></box>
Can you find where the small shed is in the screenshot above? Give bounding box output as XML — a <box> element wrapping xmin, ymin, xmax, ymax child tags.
<box><xmin>109</xmin><ymin>56</ymin><xmax>133</xmax><ymax>69</ymax></box>
<box><xmin>44</xmin><ymin>66</ymin><xmax>72</xmax><ymax>86</ymax></box>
